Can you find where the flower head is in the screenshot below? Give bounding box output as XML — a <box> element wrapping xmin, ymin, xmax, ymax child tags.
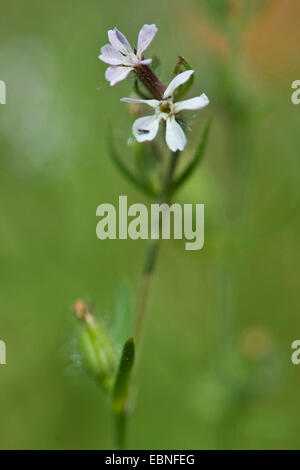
<box><xmin>99</xmin><ymin>24</ymin><xmax>158</xmax><ymax>86</ymax></box>
<box><xmin>121</xmin><ymin>70</ymin><xmax>209</xmax><ymax>152</ymax></box>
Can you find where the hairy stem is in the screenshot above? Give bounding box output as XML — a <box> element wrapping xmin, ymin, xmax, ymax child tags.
<box><xmin>134</xmin><ymin>64</ymin><xmax>166</xmax><ymax>100</ymax></box>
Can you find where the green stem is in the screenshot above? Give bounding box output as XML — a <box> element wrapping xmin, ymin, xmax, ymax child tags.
<box><xmin>134</xmin><ymin>151</ymin><xmax>180</xmax><ymax>346</ymax></box>
<box><xmin>112</xmin><ymin>151</ymin><xmax>180</xmax><ymax>449</ymax></box>
<box><xmin>114</xmin><ymin>411</ymin><xmax>127</xmax><ymax>450</ymax></box>
<box><xmin>134</xmin><ymin>238</ymin><xmax>160</xmax><ymax>346</ymax></box>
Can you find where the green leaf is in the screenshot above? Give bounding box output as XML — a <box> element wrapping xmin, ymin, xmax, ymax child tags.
<box><xmin>173</xmin><ymin>56</ymin><xmax>194</xmax><ymax>100</ymax></box>
<box><xmin>108</xmin><ymin>133</ymin><xmax>156</xmax><ymax>198</ymax></box>
<box><xmin>112</xmin><ymin>338</ymin><xmax>135</xmax><ymax>415</ymax></box>
<box><xmin>170</xmin><ymin>119</ymin><xmax>211</xmax><ymax>195</ymax></box>
<box><xmin>111</xmin><ymin>281</ymin><xmax>133</xmax><ymax>349</ymax></box>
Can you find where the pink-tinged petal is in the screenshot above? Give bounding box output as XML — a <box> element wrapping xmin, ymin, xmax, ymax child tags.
<box><xmin>108</xmin><ymin>27</ymin><xmax>133</xmax><ymax>55</ymax></box>
<box><xmin>163</xmin><ymin>70</ymin><xmax>194</xmax><ymax>99</ymax></box>
<box><xmin>137</xmin><ymin>24</ymin><xmax>158</xmax><ymax>56</ymax></box>
<box><xmin>105</xmin><ymin>66</ymin><xmax>133</xmax><ymax>86</ymax></box>
<box><xmin>165</xmin><ymin>116</ymin><xmax>187</xmax><ymax>152</ymax></box>
<box><xmin>121</xmin><ymin>97</ymin><xmax>160</xmax><ymax>109</ymax></box>
<box><xmin>132</xmin><ymin>115</ymin><xmax>161</xmax><ymax>142</ymax></box>
<box><xmin>174</xmin><ymin>94</ymin><xmax>210</xmax><ymax>112</ymax></box>
<box><xmin>99</xmin><ymin>44</ymin><xmax>126</xmax><ymax>65</ymax></box>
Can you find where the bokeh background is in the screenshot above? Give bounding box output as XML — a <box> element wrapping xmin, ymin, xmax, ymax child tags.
<box><xmin>1</xmin><ymin>0</ymin><xmax>300</xmax><ymax>449</ymax></box>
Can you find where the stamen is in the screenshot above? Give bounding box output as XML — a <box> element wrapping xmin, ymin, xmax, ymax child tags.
<box><xmin>159</xmin><ymin>102</ymin><xmax>171</xmax><ymax>113</ymax></box>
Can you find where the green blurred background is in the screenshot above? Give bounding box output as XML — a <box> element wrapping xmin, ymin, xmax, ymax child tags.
<box><xmin>1</xmin><ymin>0</ymin><xmax>300</xmax><ymax>449</ymax></box>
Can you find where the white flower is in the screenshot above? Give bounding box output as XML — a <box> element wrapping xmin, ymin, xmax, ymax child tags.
<box><xmin>121</xmin><ymin>70</ymin><xmax>209</xmax><ymax>152</ymax></box>
<box><xmin>99</xmin><ymin>24</ymin><xmax>158</xmax><ymax>86</ymax></box>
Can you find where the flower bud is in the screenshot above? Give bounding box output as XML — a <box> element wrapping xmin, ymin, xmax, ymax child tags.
<box><xmin>73</xmin><ymin>299</ymin><xmax>118</xmax><ymax>391</ymax></box>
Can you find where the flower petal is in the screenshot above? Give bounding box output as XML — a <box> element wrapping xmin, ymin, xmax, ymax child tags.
<box><xmin>99</xmin><ymin>44</ymin><xmax>127</xmax><ymax>65</ymax></box>
<box><xmin>165</xmin><ymin>116</ymin><xmax>187</xmax><ymax>152</ymax></box>
<box><xmin>105</xmin><ymin>66</ymin><xmax>133</xmax><ymax>86</ymax></box>
<box><xmin>132</xmin><ymin>115</ymin><xmax>161</xmax><ymax>142</ymax></box>
<box><xmin>121</xmin><ymin>97</ymin><xmax>160</xmax><ymax>109</ymax></box>
<box><xmin>163</xmin><ymin>70</ymin><xmax>194</xmax><ymax>99</ymax></box>
<box><xmin>137</xmin><ymin>24</ymin><xmax>158</xmax><ymax>56</ymax></box>
<box><xmin>174</xmin><ymin>94</ymin><xmax>210</xmax><ymax>112</ymax></box>
<box><xmin>140</xmin><ymin>58</ymin><xmax>152</xmax><ymax>65</ymax></box>
<box><xmin>108</xmin><ymin>27</ymin><xmax>133</xmax><ymax>55</ymax></box>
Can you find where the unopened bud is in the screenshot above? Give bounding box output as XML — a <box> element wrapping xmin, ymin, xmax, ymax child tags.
<box><xmin>73</xmin><ymin>298</ymin><xmax>118</xmax><ymax>391</ymax></box>
<box><xmin>73</xmin><ymin>298</ymin><xmax>93</xmax><ymax>325</ymax></box>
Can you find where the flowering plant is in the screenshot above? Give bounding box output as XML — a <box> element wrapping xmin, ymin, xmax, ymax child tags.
<box><xmin>73</xmin><ymin>24</ymin><xmax>211</xmax><ymax>449</ymax></box>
